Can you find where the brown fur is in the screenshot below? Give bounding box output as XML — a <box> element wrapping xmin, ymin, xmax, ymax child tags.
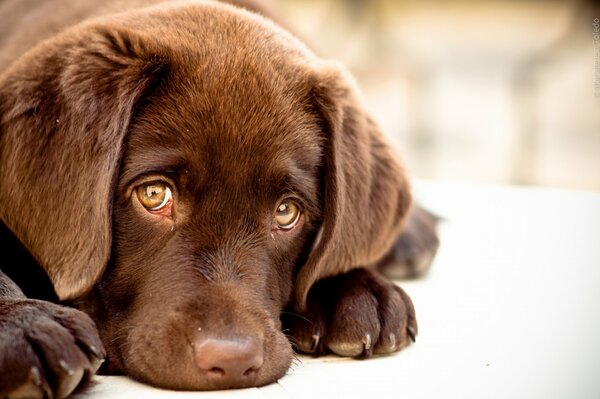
<box><xmin>0</xmin><ymin>0</ymin><xmax>439</xmax><ymax>396</ymax></box>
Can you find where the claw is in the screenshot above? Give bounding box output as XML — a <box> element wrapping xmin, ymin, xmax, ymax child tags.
<box><xmin>33</xmin><ymin>366</ymin><xmax>53</xmax><ymax>399</ymax></box>
<box><xmin>388</xmin><ymin>333</ymin><xmax>396</xmax><ymax>350</ymax></box>
<box><xmin>88</xmin><ymin>345</ymin><xmax>104</xmax><ymax>359</ymax></box>
<box><xmin>363</xmin><ymin>333</ymin><xmax>372</xmax><ymax>354</ymax></box>
<box><xmin>88</xmin><ymin>344</ymin><xmax>106</xmax><ymax>373</ymax></box>
<box><xmin>407</xmin><ymin>325</ymin><xmax>416</xmax><ymax>343</ymax></box>
<box><xmin>89</xmin><ymin>355</ymin><xmax>106</xmax><ymax>375</ymax></box>
<box><xmin>363</xmin><ymin>333</ymin><xmax>372</xmax><ymax>350</ymax></box>
<box><xmin>310</xmin><ymin>333</ymin><xmax>320</xmax><ymax>353</ymax></box>
<box><xmin>29</xmin><ymin>367</ymin><xmax>42</xmax><ymax>387</ymax></box>
<box><xmin>56</xmin><ymin>359</ymin><xmax>84</xmax><ymax>399</ymax></box>
<box><xmin>7</xmin><ymin>367</ymin><xmax>50</xmax><ymax>399</ymax></box>
<box><xmin>59</xmin><ymin>359</ymin><xmax>74</xmax><ymax>376</ymax></box>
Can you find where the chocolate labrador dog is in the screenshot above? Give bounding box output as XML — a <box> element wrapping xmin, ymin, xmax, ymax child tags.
<box><xmin>0</xmin><ymin>0</ymin><xmax>439</xmax><ymax>397</ymax></box>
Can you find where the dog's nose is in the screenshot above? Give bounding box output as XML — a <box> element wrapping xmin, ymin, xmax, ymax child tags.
<box><xmin>193</xmin><ymin>336</ymin><xmax>263</xmax><ymax>387</ymax></box>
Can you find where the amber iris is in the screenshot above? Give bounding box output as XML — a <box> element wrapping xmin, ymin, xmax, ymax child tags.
<box><xmin>274</xmin><ymin>200</ymin><xmax>300</xmax><ymax>229</ymax></box>
<box><xmin>136</xmin><ymin>182</ymin><xmax>172</xmax><ymax>211</ymax></box>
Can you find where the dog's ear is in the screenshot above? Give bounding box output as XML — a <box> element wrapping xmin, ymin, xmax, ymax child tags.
<box><xmin>294</xmin><ymin>64</ymin><xmax>412</xmax><ymax>311</ymax></box>
<box><xmin>0</xmin><ymin>24</ymin><xmax>169</xmax><ymax>300</ymax></box>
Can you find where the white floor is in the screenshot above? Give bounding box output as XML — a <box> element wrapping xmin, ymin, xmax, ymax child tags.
<box><xmin>74</xmin><ymin>181</ymin><xmax>600</xmax><ymax>399</ymax></box>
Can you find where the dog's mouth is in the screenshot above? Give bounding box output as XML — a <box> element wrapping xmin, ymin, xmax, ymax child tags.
<box><xmin>97</xmin><ymin>307</ymin><xmax>294</xmax><ymax>391</ymax></box>
<box><xmin>130</xmin><ymin>331</ymin><xmax>292</xmax><ymax>390</ymax></box>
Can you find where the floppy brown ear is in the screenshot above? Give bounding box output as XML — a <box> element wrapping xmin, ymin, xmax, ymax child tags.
<box><xmin>0</xmin><ymin>24</ymin><xmax>169</xmax><ymax>300</ymax></box>
<box><xmin>294</xmin><ymin>64</ymin><xmax>412</xmax><ymax>311</ymax></box>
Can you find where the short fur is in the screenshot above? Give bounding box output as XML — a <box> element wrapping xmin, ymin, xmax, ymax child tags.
<box><xmin>0</xmin><ymin>0</ymin><xmax>439</xmax><ymax>396</ymax></box>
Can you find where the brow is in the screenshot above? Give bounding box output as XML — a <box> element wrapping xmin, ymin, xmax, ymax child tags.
<box><xmin>119</xmin><ymin>147</ymin><xmax>188</xmax><ymax>188</ymax></box>
<box><xmin>265</xmin><ymin>163</ymin><xmax>320</xmax><ymax>216</ymax></box>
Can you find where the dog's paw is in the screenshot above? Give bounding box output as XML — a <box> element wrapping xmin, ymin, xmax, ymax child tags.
<box><xmin>0</xmin><ymin>299</ymin><xmax>105</xmax><ymax>399</ymax></box>
<box><xmin>285</xmin><ymin>268</ymin><xmax>417</xmax><ymax>357</ymax></box>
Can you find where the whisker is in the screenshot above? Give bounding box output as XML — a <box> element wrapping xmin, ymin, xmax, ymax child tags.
<box><xmin>280</xmin><ymin>311</ymin><xmax>312</xmax><ymax>324</ymax></box>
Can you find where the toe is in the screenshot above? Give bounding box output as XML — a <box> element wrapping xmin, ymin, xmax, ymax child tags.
<box><xmin>52</xmin><ymin>306</ymin><xmax>106</xmax><ymax>373</ymax></box>
<box><xmin>324</xmin><ymin>274</ymin><xmax>381</xmax><ymax>357</ymax></box>
<box><xmin>26</xmin><ymin>318</ymin><xmax>91</xmax><ymax>398</ymax></box>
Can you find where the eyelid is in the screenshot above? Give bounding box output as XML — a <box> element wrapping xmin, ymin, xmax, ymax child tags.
<box><xmin>119</xmin><ymin>155</ymin><xmax>184</xmax><ymax>188</ymax></box>
<box><xmin>276</xmin><ymin>192</ymin><xmax>305</xmax><ymax>211</ymax></box>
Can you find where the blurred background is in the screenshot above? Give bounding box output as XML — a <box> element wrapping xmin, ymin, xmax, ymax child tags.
<box><xmin>276</xmin><ymin>0</ymin><xmax>600</xmax><ymax>191</ymax></box>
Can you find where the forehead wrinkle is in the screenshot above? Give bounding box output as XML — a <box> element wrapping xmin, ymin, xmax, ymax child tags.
<box><xmin>257</xmin><ymin>153</ymin><xmax>320</xmax><ymax>205</ymax></box>
<box><xmin>120</xmin><ymin>145</ymin><xmax>189</xmax><ymax>186</ymax></box>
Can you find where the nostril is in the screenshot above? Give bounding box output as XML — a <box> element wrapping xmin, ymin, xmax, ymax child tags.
<box><xmin>193</xmin><ymin>335</ymin><xmax>263</xmax><ymax>383</ymax></box>
<box><xmin>208</xmin><ymin>367</ymin><xmax>225</xmax><ymax>376</ymax></box>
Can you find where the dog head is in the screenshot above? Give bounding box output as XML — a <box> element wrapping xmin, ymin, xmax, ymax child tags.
<box><xmin>0</xmin><ymin>2</ymin><xmax>411</xmax><ymax>390</ymax></box>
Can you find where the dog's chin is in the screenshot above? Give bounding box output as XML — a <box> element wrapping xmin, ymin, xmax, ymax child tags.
<box><xmin>106</xmin><ymin>321</ymin><xmax>293</xmax><ymax>391</ymax></box>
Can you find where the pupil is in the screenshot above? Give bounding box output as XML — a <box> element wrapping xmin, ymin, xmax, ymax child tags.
<box><xmin>147</xmin><ymin>186</ymin><xmax>161</xmax><ymax>198</ymax></box>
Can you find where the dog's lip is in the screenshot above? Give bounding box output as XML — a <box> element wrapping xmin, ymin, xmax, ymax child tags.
<box><xmin>119</xmin><ymin>310</ymin><xmax>288</xmax><ymax>390</ymax></box>
<box><xmin>125</xmin><ymin>334</ymin><xmax>287</xmax><ymax>391</ymax></box>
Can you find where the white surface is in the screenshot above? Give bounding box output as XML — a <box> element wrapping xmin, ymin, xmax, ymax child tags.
<box><xmin>74</xmin><ymin>181</ymin><xmax>600</xmax><ymax>399</ymax></box>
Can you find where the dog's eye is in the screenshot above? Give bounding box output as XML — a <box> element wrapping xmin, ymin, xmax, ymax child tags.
<box><xmin>274</xmin><ymin>200</ymin><xmax>300</xmax><ymax>229</ymax></box>
<box><xmin>136</xmin><ymin>182</ymin><xmax>172</xmax><ymax>212</ymax></box>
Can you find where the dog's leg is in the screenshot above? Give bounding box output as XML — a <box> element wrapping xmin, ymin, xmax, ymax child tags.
<box><xmin>376</xmin><ymin>205</ymin><xmax>440</xmax><ymax>279</ymax></box>
<box><xmin>285</xmin><ymin>206</ymin><xmax>438</xmax><ymax>357</ymax></box>
<box><xmin>0</xmin><ymin>229</ymin><xmax>105</xmax><ymax>399</ymax></box>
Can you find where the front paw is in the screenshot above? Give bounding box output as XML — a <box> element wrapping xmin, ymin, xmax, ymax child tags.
<box><xmin>285</xmin><ymin>269</ymin><xmax>417</xmax><ymax>357</ymax></box>
<box><xmin>0</xmin><ymin>299</ymin><xmax>105</xmax><ymax>399</ymax></box>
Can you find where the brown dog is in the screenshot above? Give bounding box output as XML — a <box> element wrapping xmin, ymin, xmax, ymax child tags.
<box><xmin>0</xmin><ymin>0</ymin><xmax>439</xmax><ymax>397</ymax></box>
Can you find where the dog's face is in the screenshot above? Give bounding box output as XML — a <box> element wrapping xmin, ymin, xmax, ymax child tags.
<box><xmin>0</xmin><ymin>1</ymin><xmax>412</xmax><ymax>392</ymax></box>
<box><xmin>92</xmin><ymin>47</ymin><xmax>326</xmax><ymax>387</ymax></box>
